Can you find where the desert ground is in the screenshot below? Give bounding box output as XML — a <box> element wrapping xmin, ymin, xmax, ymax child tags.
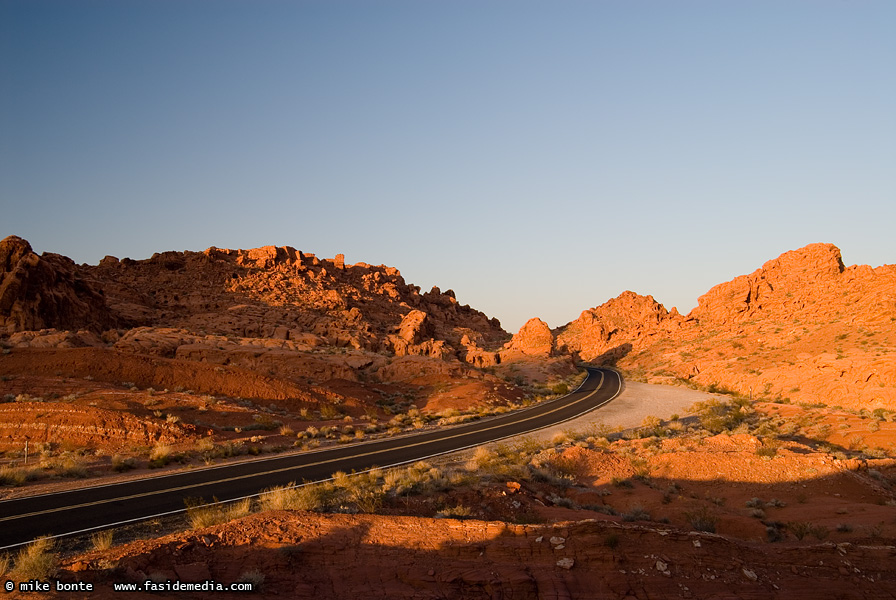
<box><xmin>1</xmin><ymin>236</ymin><xmax>895</xmax><ymax>598</ymax></box>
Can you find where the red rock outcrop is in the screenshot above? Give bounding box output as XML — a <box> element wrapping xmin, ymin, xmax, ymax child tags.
<box><xmin>0</xmin><ymin>236</ymin><xmax>120</xmax><ymax>334</ymax></box>
<box><xmin>552</xmin><ymin>243</ymin><xmax>896</xmax><ymax>409</ymax></box>
<box><xmin>555</xmin><ymin>291</ymin><xmax>687</xmax><ymax>362</ymax></box>
<box><xmin>505</xmin><ymin>318</ymin><xmax>554</xmax><ymax>357</ymax></box>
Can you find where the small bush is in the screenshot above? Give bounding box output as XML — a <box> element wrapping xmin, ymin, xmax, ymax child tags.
<box><xmin>112</xmin><ymin>455</ymin><xmax>138</xmax><ymax>472</ymax></box>
<box><xmin>185</xmin><ymin>497</ymin><xmax>253</xmax><ymax>529</ymax></box>
<box><xmin>148</xmin><ymin>443</ymin><xmax>174</xmax><ymax>468</ymax></box>
<box><xmin>684</xmin><ymin>505</ymin><xmax>717</xmax><ymax>533</ymax></box>
<box><xmin>690</xmin><ymin>397</ymin><xmax>754</xmax><ymax>434</ymax></box>
<box><xmin>91</xmin><ymin>530</ymin><xmax>114</xmax><ymax>551</ymax></box>
<box><xmin>621</xmin><ymin>505</ymin><xmax>651</xmax><ymax>522</ymax></box>
<box><xmin>551</xmin><ymin>383</ymin><xmax>569</xmax><ymax>396</ymax></box>
<box><xmin>0</xmin><ymin>466</ymin><xmax>42</xmax><ymax>486</ymax></box>
<box><xmin>787</xmin><ymin>521</ymin><xmax>812</xmax><ymax>540</ymax></box>
<box><xmin>11</xmin><ymin>537</ymin><xmax>57</xmax><ymax>581</ymax></box>
<box><xmin>237</xmin><ymin>569</ymin><xmax>265</xmax><ymax>590</ymax></box>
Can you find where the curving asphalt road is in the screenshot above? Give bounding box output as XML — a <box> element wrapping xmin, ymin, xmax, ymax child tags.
<box><xmin>0</xmin><ymin>367</ymin><xmax>621</xmax><ymax>549</ymax></box>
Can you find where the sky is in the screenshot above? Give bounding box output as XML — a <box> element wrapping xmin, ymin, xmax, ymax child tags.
<box><xmin>2</xmin><ymin>1</ymin><xmax>894</xmax><ymax>332</ymax></box>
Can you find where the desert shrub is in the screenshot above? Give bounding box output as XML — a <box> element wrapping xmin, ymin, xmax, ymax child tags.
<box><xmin>809</xmin><ymin>524</ymin><xmax>830</xmax><ymax>540</ymax></box>
<box><xmin>621</xmin><ymin>505</ymin><xmax>651</xmax><ymax>522</ymax></box>
<box><xmin>551</xmin><ymin>431</ymin><xmax>573</xmax><ymax>445</ymax></box>
<box><xmin>43</xmin><ymin>456</ymin><xmax>90</xmax><ymax>478</ymax></box>
<box><xmin>552</xmin><ymin>382</ymin><xmax>569</xmax><ymax>395</ymax></box>
<box><xmin>582</xmin><ymin>503</ymin><xmax>617</xmax><ymax>515</ymax></box>
<box><xmin>333</xmin><ymin>469</ymin><xmax>385</xmax><ymax>513</ymax></box>
<box><xmin>787</xmin><ymin>521</ymin><xmax>812</xmax><ymax>540</ymax></box>
<box><xmin>435</xmin><ymin>505</ymin><xmax>474</xmax><ymax>519</ymax></box>
<box><xmin>11</xmin><ymin>537</ymin><xmax>56</xmax><ymax>581</ymax></box>
<box><xmin>466</xmin><ymin>445</ymin><xmax>528</xmax><ymax>480</ymax></box>
<box><xmin>684</xmin><ymin>505</ymin><xmax>718</xmax><ymax>533</ymax></box>
<box><xmin>836</xmin><ymin>523</ymin><xmax>853</xmax><ymax>533</ymax></box>
<box><xmin>236</xmin><ymin>569</ymin><xmax>265</xmax><ymax>589</ymax></box>
<box><xmin>0</xmin><ymin>553</ymin><xmax>9</xmax><ymax>576</ymax></box>
<box><xmin>259</xmin><ymin>482</ymin><xmax>341</xmax><ymax>512</ymax></box>
<box><xmin>640</xmin><ymin>415</ymin><xmax>666</xmax><ymax>438</ymax></box>
<box><xmin>91</xmin><ymin>530</ymin><xmax>114</xmax><ymax>551</ymax></box>
<box><xmin>611</xmin><ymin>477</ymin><xmax>634</xmax><ymax>489</ymax></box>
<box><xmin>766</xmin><ymin>524</ymin><xmax>785</xmax><ymax>542</ymax></box>
<box><xmin>0</xmin><ymin>466</ymin><xmax>42</xmax><ymax>486</ymax></box>
<box><xmin>148</xmin><ymin>443</ymin><xmax>174</xmax><ymax>468</ymax></box>
<box><xmin>112</xmin><ymin>454</ymin><xmax>138</xmax><ymax>472</ymax></box>
<box><xmin>319</xmin><ymin>404</ymin><xmax>342</xmax><ymax>420</ymax></box>
<box><xmin>847</xmin><ymin>435</ymin><xmax>867</xmax><ymax>452</ymax></box>
<box><xmin>756</xmin><ymin>443</ymin><xmax>778</xmax><ymax>458</ymax></box>
<box><xmin>690</xmin><ymin>397</ymin><xmax>754</xmax><ymax>434</ymax></box>
<box><xmin>383</xmin><ymin>461</ymin><xmax>447</xmax><ymax>495</ymax></box>
<box><xmin>185</xmin><ymin>497</ymin><xmax>253</xmax><ymax>529</ymax></box>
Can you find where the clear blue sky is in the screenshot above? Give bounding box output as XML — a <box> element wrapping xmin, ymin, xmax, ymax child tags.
<box><xmin>2</xmin><ymin>1</ymin><xmax>894</xmax><ymax>332</ymax></box>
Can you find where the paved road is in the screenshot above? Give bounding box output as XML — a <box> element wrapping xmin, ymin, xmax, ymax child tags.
<box><xmin>0</xmin><ymin>367</ymin><xmax>621</xmax><ymax>549</ymax></box>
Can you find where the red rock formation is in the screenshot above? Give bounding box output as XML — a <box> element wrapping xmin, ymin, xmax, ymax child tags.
<box><xmin>552</xmin><ymin>243</ymin><xmax>896</xmax><ymax>409</ymax></box>
<box><xmin>0</xmin><ymin>236</ymin><xmax>120</xmax><ymax>334</ymax></box>
<box><xmin>555</xmin><ymin>291</ymin><xmax>687</xmax><ymax>362</ymax></box>
<box><xmin>506</xmin><ymin>318</ymin><xmax>554</xmax><ymax>357</ymax></box>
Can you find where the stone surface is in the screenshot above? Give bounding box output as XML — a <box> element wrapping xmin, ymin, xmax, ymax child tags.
<box><xmin>0</xmin><ymin>236</ymin><xmax>120</xmax><ymax>334</ymax></box>
<box><xmin>507</xmin><ymin>318</ymin><xmax>554</xmax><ymax>357</ymax></box>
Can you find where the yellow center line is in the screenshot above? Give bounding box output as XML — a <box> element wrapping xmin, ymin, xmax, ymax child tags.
<box><xmin>2</xmin><ymin>373</ymin><xmax>607</xmax><ymax>522</ymax></box>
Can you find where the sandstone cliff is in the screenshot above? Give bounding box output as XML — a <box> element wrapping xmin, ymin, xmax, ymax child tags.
<box><xmin>551</xmin><ymin>243</ymin><xmax>896</xmax><ymax>409</ymax></box>
<box><xmin>0</xmin><ymin>236</ymin><xmax>120</xmax><ymax>334</ymax></box>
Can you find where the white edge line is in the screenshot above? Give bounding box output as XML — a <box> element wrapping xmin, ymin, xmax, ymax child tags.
<box><xmin>0</xmin><ymin>369</ymin><xmax>620</xmax><ymax>551</ymax></box>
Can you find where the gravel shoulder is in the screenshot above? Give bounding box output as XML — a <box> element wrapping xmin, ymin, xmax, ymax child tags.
<box><xmin>504</xmin><ymin>377</ymin><xmax>714</xmax><ymax>445</ymax></box>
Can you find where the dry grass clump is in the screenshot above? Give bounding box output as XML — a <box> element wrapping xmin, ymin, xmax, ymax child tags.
<box><xmin>10</xmin><ymin>537</ymin><xmax>57</xmax><ymax>581</ymax></box>
<box><xmin>90</xmin><ymin>529</ymin><xmax>114</xmax><ymax>551</ymax></box>
<box><xmin>259</xmin><ymin>482</ymin><xmax>338</xmax><ymax>512</ymax></box>
<box><xmin>41</xmin><ymin>456</ymin><xmax>90</xmax><ymax>478</ymax></box>
<box><xmin>466</xmin><ymin>445</ymin><xmax>530</xmax><ymax>480</ymax></box>
<box><xmin>148</xmin><ymin>443</ymin><xmax>174</xmax><ymax>467</ymax></box>
<box><xmin>186</xmin><ymin>498</ymin><xmax>253</xmax><ymax>529</ymax></box>
<box><xmin>684</xmin><ymin>505</ymin><xmax>718</xmax><ymax>533</ymax></box>
<box><xmin>382</xmin><ymin>461</ymin><xmax>448</xmax><ymax>495</ymax></box>
<box><xmin>333</xmin><ymin>469</ymin><xmax>385</xmax><ymax>512</ymax></box>
<box><xmin>0</xmin><ymin>465</ymin><xmax>43</xmax><ymax>486</ymax></box>
<box><xmin>237</xmin><ymin>569</ymin><xmax>265</xmax><ymax>589</ymax></box>
<box><xmin>111</xmin><ymin>454</ymin><xmax>138</xmax><ymax>472</ymax></box>
<box><xmin>436</xmin><ymin>504</ymin><xmax>474</xmax><ymax>519</ymax></box>
<box><xmin>690</xmin><ymin>396</ymin><xmax>755</xmax><ymax>434</ymax></box>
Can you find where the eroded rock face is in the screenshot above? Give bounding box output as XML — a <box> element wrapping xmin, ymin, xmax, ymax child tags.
<box><xmin>553</xmin><ymin>243</ymin><xmax>896</xmax><ymax>409</ymax></box>
<box><xmin>690</xmin><ymin>243</ymin><xmax>847</xmax><ymax>324</ymax></box>
<box><xmin>0</xmin><ymin>236</ymin><xmax>119</xmax><ymax>334</ymax></box>
<box><xmin>507</xmin><ymin>318</ymin><xmax>554</xmax><ymax>357</ymax></box>
<box><xmin>555</xmin><ymin>291</ymin><xmax>686</xmax><ymax>363</ymax></box>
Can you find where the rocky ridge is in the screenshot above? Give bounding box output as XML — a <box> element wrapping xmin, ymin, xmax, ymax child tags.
<box><xmin>546</xmin><ymin>243</ymin><xmax>896</xmax><ymax>409</ymax></box>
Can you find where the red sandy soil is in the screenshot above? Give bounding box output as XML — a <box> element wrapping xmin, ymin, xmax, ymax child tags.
<box><xmin>30</xmin><ymin>511</ymin><xmax>895</xmax><ymax>600</ymax></box>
